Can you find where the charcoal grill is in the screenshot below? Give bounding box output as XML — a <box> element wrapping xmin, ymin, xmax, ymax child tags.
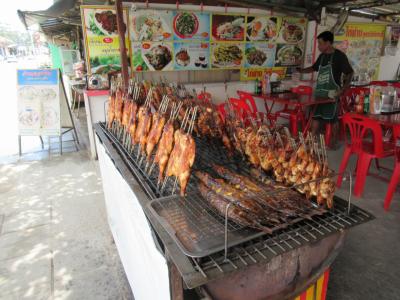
<box><xmin>94</xmin><ymin>122</ymin><xmax>373</xmax><ymax>298</ymax></box>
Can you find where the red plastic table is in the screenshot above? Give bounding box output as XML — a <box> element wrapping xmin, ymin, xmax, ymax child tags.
<box><xmin>246</xmin><ymin>91</ymin><xmax>335</xmax><ymax>135</ymax></box>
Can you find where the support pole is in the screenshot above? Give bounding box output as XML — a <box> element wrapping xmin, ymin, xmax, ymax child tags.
<box><xmin>116</xmin><ymin>0</ymin><xmax>129</xmax><ymax>91</ymax></box>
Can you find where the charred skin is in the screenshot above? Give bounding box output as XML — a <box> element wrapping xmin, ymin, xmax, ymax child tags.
<box><xmin>154</xmin><ymin>122</ymin><xmax>175</xmax><ymax>182</ymax></box>
<box><xmin>146</xmin><ymin>113</ymin><xmax>166</xmax><ymax>158</ymax></box>
<box><xmin>212</xmin><ymin>164</ymin><xmax>262</xmax><ymax>193</ymax></box>
<box><xmin>195</xmin><ymin>171</ymin><xmax>264</xmax><ymax>217</ymax></box>
<box><xmin>198</xmin><ymin>183</ymin><xmax>261</xmax><ymax>229</ymax></box>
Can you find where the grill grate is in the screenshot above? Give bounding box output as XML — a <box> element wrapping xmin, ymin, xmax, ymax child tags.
<box><xmin>97</xmin><ymin>122</ymin><xmax>374</xmax><ymax>277</ymax></box>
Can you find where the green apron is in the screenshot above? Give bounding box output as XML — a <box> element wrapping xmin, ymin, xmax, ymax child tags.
<box><xmin>314</xmin><ymin>53</ymin><xmax>340</xmax><ymax>120</ymax></box>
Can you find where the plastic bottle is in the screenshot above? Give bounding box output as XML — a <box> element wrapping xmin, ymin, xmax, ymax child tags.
<box><xmin>257</xmin><ymin>78</ymin><xmax>262</xmax><ymax>95</ymax></box>
<box><xmin>364</xmin><ymin>92</ymin><xmax>370</xmax><ymax>114</ymax></box>
<box><xmin>255</xmin><ymin>78</ymin><xmax>259</xmax><ymax>94</ymax></box>
<box><xmin>265</xmin><ymin>73</ymin><xmax>271</xmax><ymax>94</ymax></box>
<box><xmin>357</xmin><ymin>91</ymin><xmax>365</xmax><ymax>114</ymax></box>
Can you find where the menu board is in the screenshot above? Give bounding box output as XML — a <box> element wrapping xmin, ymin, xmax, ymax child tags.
<box><xmin>334</xmin><ymin>23</ymin><xmax>385</xmax><ymax>80</ymax></box>
<box><xmin>81</xmin><ymin>6</ymin><xmax>129</xmax><ymax>75</ymax></box>
<box><xmin>17</xmin><ymin>69</ymin><xmax>60</xmax><ymax>136</ymax></box>
<box><xmin>81</xmin><ymin>7</ymin><xmax>308</xmax><ymax>75</ymax></box>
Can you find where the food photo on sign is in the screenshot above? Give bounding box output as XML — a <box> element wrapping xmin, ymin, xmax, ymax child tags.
<box><xmin>173</xmin><ymin>11</ymin><xmax>210</xmax><ymax>41</ymax></box>
<box><xmin>85</xmin><ymin>9</ymin><xmax>119</xmax><ymax>36</ymax></box>
<box><xmin>174</xmin><ymin>42</ymin><xmax>210</xmax><ymax>70</ymax></box>
<box><xmin>277</xmin><ymin>17</ymin><xmax>306</xmax><ymax>44</ymax></box>
<box><xmin>133</xmin><ymin>42</ymin><xmax>174</xmax><ymax>71</ymax></box>
<box><xmin>211</xmin><ymin>42</ymin><xmax>244</xmax><ymax>69</ymax></box>
<box><xmin>211</xmin><ymin>14</ymin><xmax>245</xmax><ymax>41</ymax></box>
<box><xmin>244</xmin><ymin>43</ymin><xmax>276</xmax><ymax>68</ymax></box>
<box><xmin>246</xmin><ymin>16</ymin><xmax>281</xmax><ymax>42</ymax></box>
<box><xmin>275</xmin><ymin>44</ymin><xmax>303</xmax><ymax>67</ymax></box>
<box><xmin>131</xmin><ymin>9</ymin><xmax>172</xmax><ymax>42</ymax></box>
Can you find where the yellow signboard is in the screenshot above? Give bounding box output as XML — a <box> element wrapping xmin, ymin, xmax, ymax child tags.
<box><xmin>240</xmin><ymin>67</ymin><xmax>287</xmax><ymax>81</ymax></box>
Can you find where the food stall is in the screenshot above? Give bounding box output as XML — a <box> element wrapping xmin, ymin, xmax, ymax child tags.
<box><xmin>81</xmin><ymin>2</ymin><xmax>374</xmax><ymax>299</ymax></box>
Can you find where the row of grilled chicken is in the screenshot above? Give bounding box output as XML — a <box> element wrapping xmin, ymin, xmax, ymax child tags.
<box><xmin>224</xmin><ymin>117</ymin><xmax>335</xmax><ymax>208</ymax></box>
<box><xmin>106</xmin><ymin>85</ymin><xmax>196</xmax><ymax>196</ymax></box>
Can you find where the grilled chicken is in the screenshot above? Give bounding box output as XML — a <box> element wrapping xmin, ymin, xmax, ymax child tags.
<box><xmin>107</xmin><ymin>92</ymin><xmax>116</xmax><ymax>128</ymax></box>
<box><xmin>121</xmin><ymin>100</ymin><xmax>132</xmax><ymax>128</ymax></box>
<box><xmin>145</xmin><ymin>112</ymin><xmax>166</xmax><ymax>158</ymax></box>
<box><xmin>115</xmin><ymin>89</ymin><xmax>123</xmax><ymax>124</ymax></box>
<box><xmin>134</xmin><ymin>107</ymin><xmax>152</xmax><ymax>149</ymax></box>
<box><xmin>166</xmin><ymin>129</ymin><xmax>196</xmax><ymax>196</ymax></box>
<box><xmin>128</xmin><ymin>102</ymin><xmax>139</xmax><ymax>144</ymax></box>
<box><xmin>154</xmin><ymin>122</ymin><xmax>175</xmax><ymax>182</ymax></box>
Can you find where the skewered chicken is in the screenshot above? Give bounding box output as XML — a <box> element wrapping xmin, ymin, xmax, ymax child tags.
<box><xmin>121</xmin><ymin>100</ymin><xmax>132</xmax><ymax>128</ymax></box>
<box><xmin>146</xmin><ymin>112</ymin><xmax>166</xmax><ymax>158</ymax></box>
<box><xmin>245</xmin><ymin>129</ymin><xmax>262</xmax><ymax>167</ymax></box>
<box><xmin>127</xmin><ymin>102</ymin><xmax>139</xmax><ymax>144</ymax></box>
<box><xmin>107</xmin><ymin>92</ymin><xmax>116</xmax><ymax>128</ymax></box>
<box><xmin>115</xmin><ymin>89</ymin><xmax>124</xmax><ymax>124</ymax></box>
<box><xmin>154</xmin><ymin>122</ymin><xmax>175</xmax><ymax>182</ymax></box>
<box><xmin>166</xmin><ymin>129</ymin><xmax>196</xmax><ymax>196</ymax></box>
<box><xmin>134</xmin><ymin>107</ymin><xmax>152</xmax><ymax>149</ymax></box>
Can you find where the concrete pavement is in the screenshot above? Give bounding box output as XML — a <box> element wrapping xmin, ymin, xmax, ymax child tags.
<box><xmin>0</xmin><ymin>147</ymin><xmax>133</xmax><ymax>300</ymax></box>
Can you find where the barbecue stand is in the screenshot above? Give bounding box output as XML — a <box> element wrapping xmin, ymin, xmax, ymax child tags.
<box><xmin>94</xmin><ymin>122</ymin><xmax>373</xmax><ymax>299</ymax></box>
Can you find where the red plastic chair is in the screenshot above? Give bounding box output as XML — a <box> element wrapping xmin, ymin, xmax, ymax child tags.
<box><xmin>269</xmin><ymin>85</ymin><xmax>310</xmax><ymax>136</ymax></box>
<box><xmin>217</xmin><ymin>103</ymin><xmax>227</xmax><ymax>123</ymax></box>
<box><xmin>236</xmin><ymin>91</ymin><xmax>258</xmax><ymax>115</ymax></box>
<box><xmin>229</xmin><ymin>97</ymin><xmax>252</xmax><ymax>124</ymax></box>
<box><xmin>198</xmin><ymin>91</ymin><xmax>212</xmax><ymax>104</ymax></box>
<box><xmin>336</xmin><ymin>113</ymin><xmax>395</xmax><ymax>197</ymax></box>
<box><xmin>236</xmin><ymin>91</ymin><xmax>268</xmax><ymax>125</ymax></box>
<box><xmin>383</xmin><ymin>125</ymin><xmax>400</xmax><ymax>210</ymax></box>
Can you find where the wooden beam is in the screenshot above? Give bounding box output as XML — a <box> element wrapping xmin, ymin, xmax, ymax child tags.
<box><xmin>115</xmin><ymin>0</ymin><xmax>129</xmax><ymax>91</ymax></box>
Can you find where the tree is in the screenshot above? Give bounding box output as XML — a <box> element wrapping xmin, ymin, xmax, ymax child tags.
<box><xmin>0</xmin><ymin>23</ymin><xmax>31</xmax><ymax>46</ymax></box>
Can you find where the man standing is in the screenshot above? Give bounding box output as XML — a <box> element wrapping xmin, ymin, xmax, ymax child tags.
<box><xmin>298</xmin><ymin>31</ymin><xmax>353</xmax><ymax>147</ymax></box>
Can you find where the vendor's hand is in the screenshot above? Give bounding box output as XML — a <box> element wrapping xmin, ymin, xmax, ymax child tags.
<box><xmin>337</xmin><ymin>89</ymin><xmax>344</xmax><ymax>97</ymax></box>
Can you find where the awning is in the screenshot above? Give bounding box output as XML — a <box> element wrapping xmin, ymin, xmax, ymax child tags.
<box><xmin>17</xmin><ymin>0</ymin><xmax>400</xmax><ymax>37</ymax></box>
<box><xmin>17</xmin><ymin>0</ymin><xmax>87</xmax><ymax>36</ymax></box>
